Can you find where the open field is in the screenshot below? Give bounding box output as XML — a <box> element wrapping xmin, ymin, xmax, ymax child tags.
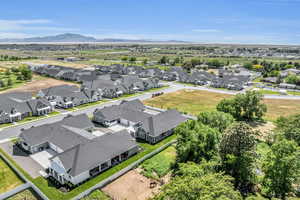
<box><xmin>6</xmin><ymin>188</ymin><xmax>42</xmax><ymax>200</ymax></box>
<box><xmin>24</xmin><ymin>59</ymin><xmax>90</xmax><ymax>69</ymax></box>
<box><xmin>141</xmin><ymin>146</ymin><xmax>176</xmax><ymax>179</ymax></box>
<box><xmin>0</xmin><ymin>75</ymin><xmax>78</xmax><ymax>94</ymax></box>
<box><xmin>0</xmin><ymin>157</ymin><xmax>23</xmax><ymax>194</ymax></box>
<box><xmin>144</xmin><ymin>89</ymin><xmax>300</xmax><ymax>121</ymax></box>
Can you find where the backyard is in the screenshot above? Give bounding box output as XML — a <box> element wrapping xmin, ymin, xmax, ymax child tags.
<box><xmin>6</xmin><ymin>188</ymin><xmax>42</xmax><ymax>200</ymax></box>
<box><xmin>144</xmin><ymin>89</ymin><xmax>300</xmax><ymax>121</ymax></box>
<box><xmin>141</xmin><ymin>145</ymin><xmax>176</xmax><ymax>179</ymax></box>
<box><xmin>0</xmin><ymin>157</ymin><xmax>23</xmax><ymax>194</ymax></box>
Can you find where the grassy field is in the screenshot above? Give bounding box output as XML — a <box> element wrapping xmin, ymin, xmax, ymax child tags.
<box><xmin>144</xmin><ymin>89</ymin><xmax>300</xmax><ymax>121</ymax></box>
<box><xmin>81</xmin><ymin>189</ymin><xmax>111</xmax><ymax>200</ymax></box>
<box><xmin>7</xmin><ymin>188</ymin><xmax>42</xmax><ymax>200</ymax></box>
<box><xmin>0</xmin><ymin>134</ymin><xmax>176</xmax><ymax>200</ymax></box>
<box><xmin>141</xmin><ymin>145</ymin><xmax>176</xmax><ymax>179</ymax></box>
<box><xmin>0</xmin><ymin>157</ymin><xmax>23</xmax><ymax>194</ymax></box>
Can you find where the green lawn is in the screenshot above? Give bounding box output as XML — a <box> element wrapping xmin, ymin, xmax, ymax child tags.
<box><xmin>258</xmin><ymin>90</ymin><xmax>280</xmax><ymax>95</ymax></box>
<box><xmin>0</xmin><ymin>157</ymin><xmax>24</xmax><ymax>194</ymax></box>
<box><xmin>141</xmin><ymin>145</ymin><xmax>176</xmax><ymax>179</ymax></box>
<box><xmin>75</xmin><ymin>100</ymin><xmax>108</xmax><ymax>109</ymax></box>
<box><xmin>81</xmin><ymin>190</ymin><xmax>111</xmax><ymax>200</ymax></box>
<box><xmin>0</xmin><ymin>134</ymin><xmax>176</xmax><ymax>200</ymax></box>
<box><xmin>287</xmin><ymin>90</ymin><xmax>300</xmax><ymax>96</ymax></box>
<box><xmin>7</xmin><ymin>188</ymin><xmax>42</xmax><ymax>200</ymax></box>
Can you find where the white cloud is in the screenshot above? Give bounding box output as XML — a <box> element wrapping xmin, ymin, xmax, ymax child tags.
<box><xmin>0</xmin><ymin>19</ymin><xmax>78</xmax><ymax>36</ymax></box>
<box><xmin>192</xmin><ymin>29</ymin><xmax>221</xmax><ymax>33</ymax></box>
<box><xmin>0</xmin><ymin>19</ymin><xmax>52</xmax><ymax>31</ymax></box>
<box><xmin>0</xmin><ymin>32</ymin><xmax>34</xmax><ymax>39</ymax></box>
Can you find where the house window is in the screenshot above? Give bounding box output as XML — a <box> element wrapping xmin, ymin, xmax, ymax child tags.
<box><xmin>101</xmin><ymin>162</ymin><xmax>108</xmax><ymax>170</ymax></box>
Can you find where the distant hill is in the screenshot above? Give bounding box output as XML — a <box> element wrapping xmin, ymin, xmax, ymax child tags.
<box><xmin>0</xmin><ymin>33</ymin><xmax>188</xmax><ymax>43</ymax></box>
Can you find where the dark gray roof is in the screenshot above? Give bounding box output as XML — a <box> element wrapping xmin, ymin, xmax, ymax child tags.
<box><xmin>142</xmin><ymin>109</ymin><xmax>187</xmax><ymax>137</ymax></box>
<box><xmin>120</xmin><ymin>99</ymin><xmax>145</xmax><ymax>111</ymax></box>
<box><xmin>20</xmin><ymin>114</ymin><xmax>94</xmax><ymax>149</ymax></box>
<box><xmin>51</xmin><ymin>129</ymin><xmax>138</xmax><ymax>176</ymax></box>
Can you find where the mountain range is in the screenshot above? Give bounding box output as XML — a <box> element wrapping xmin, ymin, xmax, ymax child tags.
<box><xmin>0</xmin><ymin>33</ymin><xmax>187</xmax><ymax>43</ymax></box>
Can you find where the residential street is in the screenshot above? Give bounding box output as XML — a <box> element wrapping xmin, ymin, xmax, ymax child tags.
<box><xmin>0</xmin><ymin>82</ymin><xmax>299</xmax><ymax>141</ymax></box>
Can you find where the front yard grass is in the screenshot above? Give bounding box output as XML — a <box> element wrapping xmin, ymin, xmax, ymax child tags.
<box><xmin>0</xmin><ymin>134</ymin><xmax>176</xmax><ymax>200</ymax></box>
<box><xmin>140</xmin><ymin>145</ymin><xmax>176</xmax><ymax>179</ymax></box>
<box><xmin>144</xmin><ymin>89</ymin><xmax>300</xmax><ymax>121</ymax></box>
<box><xmin>0</xmin><ymin>157</ymin><xmax>24</xmax><ymax>194</ymax></box>
<box><xmin>7</xmin><ymin>188</ymin><xmax>42</xmax><ymax>200</ymax></box>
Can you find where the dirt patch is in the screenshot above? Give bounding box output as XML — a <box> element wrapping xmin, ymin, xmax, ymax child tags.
<box><xmin>0</xmin><ymin>76</ymin><xmax>78</xmax><ymax>94</ymax></box>
<box><xmin>249</xmin><ymin>121</ymin><xmax>276</xmax><ymax>141</ymax></box>
<box><xmin>102</xmin><ymin>169</ymin><xmax>167</xmax><ymax>200</ymax></box>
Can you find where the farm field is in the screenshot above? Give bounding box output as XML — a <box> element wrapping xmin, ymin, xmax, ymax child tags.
<box><xmin>144</xmin><ymin>89</ymin><xmax>300</xmax><ymax>121</ymax></box>
<box><xmin>6</xmin><ymin>188</ymin><xmax>42</xmax><ymax>200</ymax></box>
<box><xmin>0</xmin><ymin>157</ymin><xmax>23</xmax><ymax>194</ymax></box>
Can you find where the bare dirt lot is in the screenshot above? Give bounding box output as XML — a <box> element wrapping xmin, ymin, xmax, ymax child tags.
<box><xmin>0</xmin><ymin>76</ymin><xmax>78</xmax><ymax>94</ymax></box>
<box><xmin>102</xmin><ymin>169</ymin><xmax>167</xmax><ymax>200</ymax></box>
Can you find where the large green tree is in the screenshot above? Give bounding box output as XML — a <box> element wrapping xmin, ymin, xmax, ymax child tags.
<box><xmin>175</xmin><ymin>120</ymin><xmax>220</xmax><ymax>164</ymax></box>
<box><xmin>197</xmin><ymin>111</ymin><xmax>235</xmax><ymax>132</ymax></box>
<box><xmin>154</xmin><ymin>162</ymin><xmax>242</xmax><ymax>200</ymax></box>
<box><xmin>275</xmin><ymin>114</ymin><xmax>300</xmax><ymax>146</ymax></box>
<box><xmin>262</xmin><ymin>138</ymin><xmax>300</xmax><ymax>199</ymax></box>
<box><xmin>219</xmin><ymin>122</ymin><xmax>257</xmax><ymax>193</ymax></box>
<box><xmin>217</xmin><ymin>91</ymin><xmax>267</xmax><ymax>121</ymax></box>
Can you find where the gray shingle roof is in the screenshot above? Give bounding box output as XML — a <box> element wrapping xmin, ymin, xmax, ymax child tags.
<box><xmin>20</xmin><ymin>114</ymin><xmax>94</xmax><ymax>149</ymax></box>
<box><xmin>51</xmin><ymin>129</ymin><xmax>138</xmax><ymax>176</ymax></box>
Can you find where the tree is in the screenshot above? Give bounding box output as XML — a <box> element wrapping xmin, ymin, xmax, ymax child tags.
<box><xmin>159</xmin><ymin>56</ymin><xmax>169</xmax><ymax>64</ymax></box>
<box><xmin>175</xmin><ymin>120</ymin><xmax>220</xmax><ymax>164</ymax></box>
<box><xmin>207</xmin><ymin>59</ymin><xmax>222</xmax><ymax>68</ymax></box>
<box><xmin>5</xmin><ymin>69</ymin><xmax>11</xmax><ymax>76</ymax></box>
<box><xmin>262</xmin><ymin>138</ymin><xmax>300</xmax><ymax>199</ymax></box>
<box><xmin>18</xmin><ymin>64</ymin><xmax>32</xmax><ymax>80</ymax></box>
<box><xmin>154</xmin><ymin>162</ymin><xmax>242</xmax><ymax>200</ymax></box>
<box><xmin>0</xmin><ymin>80</ymin><xmax>4</xmax><ymax>88</ymax></box>
<box><xmin>197</xmin><ymin>111</ymin><xmax>235</xmax><ymax>132</ymax></box>
<box><xmin>7</xmin><ymin>78</ymin><xmax>12</xmax><ymax>86</ymax></box>
<box><xmin>275</xmin><ymin>114</ymin><xmax>300</xmax><ymax>146</ymax></box>
<box><xmin>142</xmin><ymin>58</ymin><xmax>148</xmax><ymax>65</ymax></box>
<box><xmin>217</xmin><ymin>91</ymin><xmax>267</xmax><ymax>121</ymax></box>
<box><xmin>219</xmin><ymin>122</ymin><xmax>257</xmax><ymax>193</ymax></box>
<box><xmin>244</xmin><ymin>62</ymin><xmax>253</xmax><ymax>70</ymax></box>
<box><xmin>128</xmin><ymin>57</ymin><xmax>136</xmax><ymax>63</ymax></box>
<box><xmin>121</xmin><ymin>56</ymin><xmax>128</xmax><ymax>61</ymax></box>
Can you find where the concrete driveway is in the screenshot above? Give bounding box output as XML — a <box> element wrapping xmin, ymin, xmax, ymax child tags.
<box><xmin>0</xmin><ymin>142</ymin><xmax>43</xmax><ymax>178</ymax></box>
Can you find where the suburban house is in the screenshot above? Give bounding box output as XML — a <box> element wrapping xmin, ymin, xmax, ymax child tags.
<box><xmin>18</xmin><ymin>114</ymin><xmax>139</xmax><ymax>186</ymax></box>
<box><xmin>37</xmin><ymin>85</ymin><xmax>102</xmax><ymax>108</ymax></box>
<box><xmin>93</xmin><ymin>99</ymin><xmax>187</xmax><ymax>144</ymax></box>
<box><xmin>0</xmin><ymin>92</ymin><xmax>53</xmax><ymax>124</ymax></box>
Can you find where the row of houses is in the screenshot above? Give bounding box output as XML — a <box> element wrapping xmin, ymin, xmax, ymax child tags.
<box><xmin>18</xmin><ymin>100</ymin><xmax>187</xmax><ymax>186</ymax></box>
<box><xmin>0</xmin><ymin>92</ymin><xmax>53</xmax><ymax>124</ymax></box>
<box><xmin>30</xmin><ymin>63</ymin><xmax>253</xmax><ymax>91</ymax></box>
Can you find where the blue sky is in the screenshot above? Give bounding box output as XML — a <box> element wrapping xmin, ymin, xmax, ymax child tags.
<box><xmin>0</xmin><ymin>0</ymin><xmax>300</xmax><ymax>44</ymax></box>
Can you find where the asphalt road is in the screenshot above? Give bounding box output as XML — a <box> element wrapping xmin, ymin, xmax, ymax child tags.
<box><xmin>0</xmin><ymin>82</ymin><xmax>299</xmax><ymax>141</ymax></box>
